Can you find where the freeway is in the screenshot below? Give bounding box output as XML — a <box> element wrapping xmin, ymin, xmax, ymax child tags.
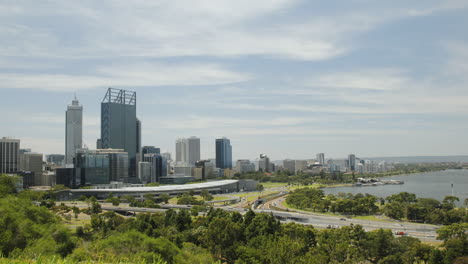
<box><xmin>63</xmin><ymin>193</ymin><xmax>441</xmax><ymax>242</ymax></box>
<box><xmin>252</xmin><ymin>195</ymin><xmax>439</xmax><ymax>242</ymax></box>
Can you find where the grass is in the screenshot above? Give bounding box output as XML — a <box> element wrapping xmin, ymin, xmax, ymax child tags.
<box><xmin>281</xmin><ymin>199</ymin><xmax>388</xmax><ymax>222</ymax></box>
<box><xmin>246</xmin><ymin>191</ymin><xmax>279</xmax><ymax>202</ymax></box>
<box><xmin>261</xmin><ymin>182</ymin><xmax>289</xmax><ymax>189</ymax></box>
<box><xmin>211</xmin><ymin>196</ymin><xmax>232</xmax><ymax>201</ymax></box>
<box><xmin>352</xmin><ymin>215</ymin><xmax>387</xmax><ymax>222</ymax></box>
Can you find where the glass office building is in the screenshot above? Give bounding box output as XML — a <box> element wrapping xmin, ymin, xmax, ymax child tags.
<box><xmin>100</xmin><ymin>88</ymin><xmax>140</xmax><ymax>179</ymax></box>
<box><xmin>75</xmin><ymin>149</ymin><xmax>128</xmax><ymax>185</ymax></box>
<box><xmin>215</xmin><ymin>137</ymin><xmax>232</xmax><ymax>169</ymax></box>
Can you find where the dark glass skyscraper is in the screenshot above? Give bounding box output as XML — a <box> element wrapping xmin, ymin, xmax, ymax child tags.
<box><xmin>141</xmin><ymin>146</ymin><xmax>160</xmax><ymax>161</ymax></box>
<box><xmin>143</xmin><ymin>153</ymin><xmax>167</xmax><ymax>183</ymax></box>
<box><xmin>215</xmin><ymin>137</ymin><xmax>232</xmax><ymax>169</ymax></box>
<box><xmin>100</xmin><ymin>88</ymin><xmax>139</xmax><ymax>179</ymax></box>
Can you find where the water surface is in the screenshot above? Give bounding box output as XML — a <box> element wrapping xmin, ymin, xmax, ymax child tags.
<box><xmin>323</xmin><ymin>169</ymin><xmax>468</xmax><ymax>206</ymax></box>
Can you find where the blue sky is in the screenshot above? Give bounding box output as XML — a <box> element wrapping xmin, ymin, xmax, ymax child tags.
<box><xmin>1</xmin><ymin>0</ymin><xmax>468</xmax><ymax>160</ymax></box>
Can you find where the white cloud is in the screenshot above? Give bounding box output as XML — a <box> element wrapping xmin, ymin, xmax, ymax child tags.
<box><xmin>307</xmin><ymin>69</ymin><xmax>410</xmax><ymax>91</ymax></box>
<box><xmin>0</xmin><ymin>63</ymin><xmax>250</xmax><ymax>91</ymax></box>
<box><xmin>152</xmin><ymin>115</ymin><xmax>314</xmax><ymax>130</ymax></box>
<box><xmin>406</xmin><ymin>0</ymin><xmax>468</xmax><ymax>16</ymax></box>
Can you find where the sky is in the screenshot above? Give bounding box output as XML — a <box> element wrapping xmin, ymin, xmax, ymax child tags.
<box><xmin>1</xmin><ymin>0</ymin><xmax>468</xmax><ymax>161</ymax></box>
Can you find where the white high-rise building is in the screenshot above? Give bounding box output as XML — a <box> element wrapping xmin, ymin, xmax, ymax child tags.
<box><xmin>0</xmin><ymin>137</ymin><xmax>20</xmax><ymax>174</ymax></box>
<box><xmin>316</xmin><ymin>153</ymin><xmax>325</xmax><ymax>165</ymax></box>
<box><xmin>176</xmin><ymin>137</ymin><xmax>200</xmax><ymax>165</ymax></box>
<box><xmin>175</xmin><ymin>138</ymin><xmax>188</xmax><ymax>163</ymax></box>
<box><xmin>65</xmin><ymin>97</ymin><xmax>82</xmax><ymax>165</ymax></box>
<box><xmin>283</xmin><ymin>159</ymin><xmax>295</xmax><ymax>173</ymax></box>
<box><xmin>295</xmin><ymin>160</ymin><xmax>308</xmax><ymax>173</ymax></box>
<box><xmin>187</xmin><ymin>136</ymin><xmax>200</xmax><ymax>165</ymax></box>
<box><xmin>236</xmin><ymin>159</ymin><xmax>255</xmax><ymax>173</ymax></box>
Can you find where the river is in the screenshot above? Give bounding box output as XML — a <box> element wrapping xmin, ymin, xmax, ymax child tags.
<box><xmin>323</xmin><ymin>169</ymin><xmax>468</xmax><ymax>206</ymax></box>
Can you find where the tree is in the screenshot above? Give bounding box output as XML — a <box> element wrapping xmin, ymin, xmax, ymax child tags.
<box><xmin>436</xmin><ymin>223</ymin><xmax>468</xmax><ymax>241</ymax></box>
<box><xmin>144</xmin><ymin>193</ymin><xmax>155</xmax><ymax>202</ymax></box>
<box><xmin>256</xmin><ymin>183</ymin><xmax>264</xmax><ymax>191</ymax></box>
<box><xmin>105</xmin><ymin>196</ymin><xmax>120</xmax><ymax>206</ymax></box>
<box><xmin>384</xmin><ymin>202</ymin><xmax>405</xmax><ymax>220</ymax></box>
<box><xmin>200</xmin><ymin>190</ymin><xmax>213</xmax><ymax>201</ymax></box>
<box><xmin>160</xmin><ymin>193</ymin><xmax>171</xmax><ymax>204</ymax></box>
<box><xmin>91</xmin><ymin>201</ymin><xmax>102</xmax><ymax>214</ymax></box>
<box><xmin>204</xmin><ymin>217</ymin><xmax>242</xmax><ymax>260</ymax></box>
<box><xmin>442</xmin><ymin>195</ymin><xmax>460</xmax><ymax>210</ymax></box>
<box><xmin>0</xmin><ymin>174</ymin><xmax>19</xmax><ymax>197</ymax></box>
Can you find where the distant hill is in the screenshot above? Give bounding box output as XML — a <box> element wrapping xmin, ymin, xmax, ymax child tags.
<box><xmin>363</xmin><ymin>156</ymin><xmax>468</xmax><ymax>164</ymax></box>
<box><xmin>270</xmin><ymin>155</ymin><xmax>468</xmax><ymax>165</ymax></box>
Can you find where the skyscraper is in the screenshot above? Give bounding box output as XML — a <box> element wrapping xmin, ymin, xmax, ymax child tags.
<box><xmin>65</xmin><ymin>97</ymin><xmax>82</xmax><ymax>165</ymax></box>
<box><xmin>316</xmin><ymin>153</ymin><xmax>325</xmax><ymax>165</ymax></box>
<box><xmin>283</xmin><ymin>159</ymin><xmax>295</xmax><ymax>173</ymax></box>
<box><xmin>258</xmin><ymin>154</ymin><xmax>270</xmax><ymax>172</ymax></box>
<box><xmin>100</xmin><ymin>88</ymin><xmax>139</xmax><ymax>178</ymax></box>
<box><xmin>175</xmin><ymin>137</ymin><xmax>200</xmax><ymax>165</ymax></box>
<box><xmin>175</xmin><ymin>138</ymin><xmax>188</xmax><ymax>163</ymax></box>
<box><xmin>348</xmin><ymin>154</ymin><xmax>356</xmax><ymax>171</ymax></box>
<box><xmin>0</xmin><ymin>137</ymin><xmax>20</xmax><ymax>174</ymax></box>
<box><xmin>143</xmin><ymin>153</ymin><xmax>168</xmax><ymax>182</ymax></box>
<box><xmin>141</xmin><ymin>146</ymin><xmax>160</xmax><ymax>161</ymax></box>
<box><xmin>215</xmin><ymin>137</ymin><xmax>232</xmax><ymax>169</ymax></box>
<box><xmin>20</xmin><ymin>152</ymin><xmax>43</xmax><ymax>186</ymax></box>
<box><xmin>187</xmin><ymin>136</ymin><xmax>200</xmax><ymax>165</ymax></box>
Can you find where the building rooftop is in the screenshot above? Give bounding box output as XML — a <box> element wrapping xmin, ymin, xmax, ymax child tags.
<box><xmin>69</xmin><ymin>179</ymin><xmax>239</xmax><ymax>193</ymax></box>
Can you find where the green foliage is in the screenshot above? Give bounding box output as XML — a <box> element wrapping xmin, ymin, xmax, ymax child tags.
<box><xmin>0</xmin><ymin>196</ymin><xmax>75</xmax><ymax>258</ymax></box>
<box><xmin>384</xmin><ymin>193</ymin><xmax>467</xmax><ymax>224</ymax></box>
<box><xmin>177</xmin><ymin>193</ymin><xmax>204</xmax><ymax>205</ymax></box>
<box><xmin>287</xmin><ymin>188</ymin><xmax>379</xmax><ymax>215</ymax></box>
<box><xmin>105</xmin><ymin>196</ymin><xmax>120</xmax><ymax>206</ymax></box>
<box><xmin>159</xmin><ymin>194</ymin><xmax>171</xmax><ymax>204</ymax></box>
<box><xmin>0</xmin><ymin>174</ymin><xmax>19</xmax><ymax>197</ymax></box>
<box><xmin>200</xmin><ymin>190</ymin><xmax>213</xmax><ymax>201</ymax></box>
<box><xmin>1</xmin><ymin>174</ymin><xmax>467</xmax><ymax>264</ymax></box>
<box><xmin>436</xmin><ymin>223</ymin><xmax>468</xmax><ymax>241</ymax></box>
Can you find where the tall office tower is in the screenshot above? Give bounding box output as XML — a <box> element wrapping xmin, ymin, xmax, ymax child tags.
<box><xmin>348</xmin><ymin>154</ymin><xmax>356</xmax><ymax>171</ymax></box>
<box><xmin>258</xmin><ymin>154</ymin><xmax>270</xmax><ymax>172</ymax></box>
<box><xmin>0</xmin><ymin>137</ymin><xmax>20</xmax><ymax>174</ymax></box>
<box><xmin>283</xmin><ymin>159</ymin><xmax>295</xmax><ymax>173</ymax></box>
<box><xmin>141</xmin><ymin>146</ymin><xmax>160</xmax><ymax>161</ymax></box>
<box><xmin>295</xmin><ymin>160</ymin><xmax>308</xmax><ymax>173</ymax></box>
<box><xmin>65</xmin><ymin>97</ymin><xmax>83</xmax><ymax>165</ymax></box>
<box><xmin>215</xmin><ymin>137</ymin><xmax>232</xmax><ymax>169</ymax></box>
<box><xmin>316</xmin><ymin>153</ymin><xmax>325</xmax><ymax>165</ymax></box>
<box><xmin>187</xmin><ymin>136</ymin><xmax>200</xmax><ymax>165</ymax></box>
<box><xmin>100</xmin><ymin>88</ymin><xmax>139</xmax><ymax>178</ymax></box>
<box><xmin>21</xmin><ymin>152</ymin><xmax>43</xmax><ymax>186</ymax></box>
<box><xmin>136</xmin><ymin>119</ymin><xmax>141</xmax><ymax>158</ymax></box>
<box><xmin>175</xmin><ymin>138</ymin><xmax>188</xmax><ymax>163</ymax></box>
<box><xmin>143</xmin><ymin>153</ymin><xmax>167</xmax><ymax>183</ymax></box>
<box><xmin>138</xmin><ymin>162</ymin><xmax>151</xmax><ymax>184</ymax></box>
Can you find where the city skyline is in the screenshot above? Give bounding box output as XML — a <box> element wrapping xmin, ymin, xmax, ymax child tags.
<box><xmin>1</xmin><ymin>1</ymin><xmax>468</xmax><ymax>160</ymax></box>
